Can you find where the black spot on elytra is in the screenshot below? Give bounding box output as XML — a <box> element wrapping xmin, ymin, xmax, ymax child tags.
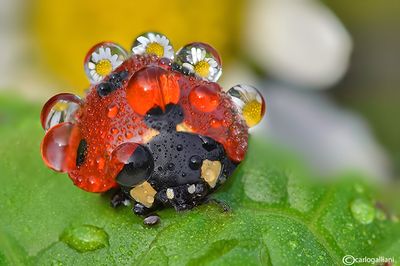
<box><xmin>144</xmin><ymin>104</ymin><xmax>184</xmax><ymax>131</ymax></box>
<box><xmin>97</xmin><ymin>70</ymin><xmax>129</xmax><ymax>97</ymax></box>
<box><xmin>76</xmin><ymin>139</ymin><xmax>87</xmax><ymax>166</ymax></box>
<box><xmin>97</xmin><ymin>82</ymin><xmax>114</xmax><ymax>97</ymax></box>
<box><xmin>116</xmin><ymin>145</ymin><xmax>154</xmax><ymax>188</ymax></box>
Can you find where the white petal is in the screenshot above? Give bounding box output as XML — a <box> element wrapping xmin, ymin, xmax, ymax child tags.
<box><xmin>88</xmin><ymin>62</ymin><xmax>96</xmax><ymax>70</ymax></box>
<box><xmin>92</xmin><ymin>52</ymin><xmax>100</xmax><ymax>63</ymax></box>
<box><xmin>207</xmin><ymin>58</ymin><xmax>218</xmax><ymax>67</ymax></box>
<box><xmin>148</xmin><ymin>33</ymin><xmax>157</xmax><ymax>42</ymax></box>
<box><xmin>132</xmin><ymin>46</ymin><xmax>146</xmax><ymax>55</ymax></box>
<box><xmin>159</xmin><ymin>36</ymin><xmax>168</xmax><ymax>46</ymax></box>
<box><xmin>105</xmin><ymin>47</ymin><xmax>112</xmax><ymax>58</ymax></box>
<box><xmin>110</xmin><ymin>54</ymin><xmax>118</xmax><ymax>64</ymax></box>
<box><xmin>200</xmin><ymin>49</ymin><xmax>206</xmax><ymax>60</ymax></box>
<box><xmin>137</xmin><ymin>36</ymin><xmax>150</xmax><ymax>45</ymax></box>
<box><xmin>99</xmin><ymin>47</ymin><xmax>106</xmax><ymax>58</ymax></box>
<box><xmin>155</xmin><ymin>34</ymin><xmax>163</xmax><ymax>43</ymax></box>
<box><xmin>164</xmin><ymin>48</ymin><xmax>174</xmax><ymax>59</ymax></box>
<box><xmin>114</xmin><ymin>59</ymin><xmax>123</xmax><ymax>68</ymax></box>
<box><xmin>191</xmin><ymin>47</ymin><xmax>198</xmax><ymax>64</ymax></box>
<box><xmin>182</xmin><ymin>63</ymin><xmax>194</xmax><ymax>72</ymax></box>
<box><xmin>196</xmin><ymin>48</ymin><xmax>202</xmax><ymax>63</ymax></box>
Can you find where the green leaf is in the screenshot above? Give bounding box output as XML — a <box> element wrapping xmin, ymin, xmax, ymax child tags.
<box><xmin>0</xmin><ymin>94</ymin><xmax>399</xmax><ymax>265</ymax></box>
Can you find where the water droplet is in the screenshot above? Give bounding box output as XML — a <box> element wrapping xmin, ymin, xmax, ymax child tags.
<box><xmin>84</xmin><ymin>42</ymin><xmax>128</xmax><ymax>84</ymax></box>
<box><xmin>227</xmin><ymin>84</ymin><xmax>266</xmax><ymax>127</ymax></box>
<box><xmin>126</xmin><ymin>66</ymin><xmax>180</xmax><ymax>115</ymax></box>
<box><xmin>60</xmin><ymin>225</ymin><xmax>109</xmax><ymax>252</ymax></box>
<box><xmin>189</xmin><ymin>155</ymin><xmax>202</xmax><ymax>170</ymax></box>
<box><xmin>107</xmin><ymin>104</ymin><xmax>119</xmax><ymax>118</ymax></box>
<box><xmin>96</xmin><ymin>156</ymin><xmax>105</xmax><ymax>170</ymax></box>
<box><xmin>167</xmin><ymin>163</ymin><xmax>175</xmax><ymax>170</ymax></box>
<box><xmin>176</xmin><ymin>144</ymin><xmax>183</xmax><ymax>151</ymax></box>
<box><xmin>125</xmin><ymin>132</ymin><xmax>133</xmax><ymax>139</ymax></box>
<box><xmin>176</xmin><ymin>42</ymin><xmax>222</xmax><ymax>81</ymax></box>
<box><xmin>189</xmin><ymin>84</ymin><xmax>220</xmax><ymax>112</ymax></box>
<box><xmin>350</xmin><ymin>198</ymin><xmax>375</xmax><ymax>224</ymax></box>
<box><xmin>41</xmin><ymin>93</ymin><xmax>81</xmax><ymax>131</ymax></box>
<box><xmin>41</xmin><ymin>122</ymin><xmax>80</xmax><ymax>172</ymax></box>
<box><xmin>131</xmin><ymin>32</ymin><xmax>174</xmax><ymax>59</ymax></box>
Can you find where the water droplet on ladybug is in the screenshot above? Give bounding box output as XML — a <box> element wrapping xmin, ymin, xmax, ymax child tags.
<box><xmin>189</xmin><ymin>84</ymin><xmax>220</xmax><ymax>113</ymax></box>
<box><xmin>41</xmin><ymin>122</ymin><xmax>80</xmax><ymax>172</ymax></box>
<box><xmin>84</xmin><ymin>42</ymin><xmax>128</xmax><ymax>84</ymax></box>
<box><xmin>189</xmin><ymin>155</ymin><xmax>202</xmax><ymax>170</ymax></box>
<box><xmin>126</xmin><ymin>66</ymin><xmax>180</xmax><ymax>115</ymax></box>
<box><xmin>131</xmin><ymin>32</ymin><xmax>174</xmax><ymax>59</ymax></box>
<box><xmin>111</xmin><ymin>128</ymin><xmax>119</xmax><ymax>135</ymax></box>
<box><xmin>96</xmin><ymin>156</ymin><xmax>105</xmax><ymax>170</ymax></box>
<box><xmin>176</xmin><ymin>42</ymin><xmax>222</xmax><ymax>82</ymax></box>
<box><xmin>227</xmin><ymin>84</ymin><xmax>266</xmax><ymax>127</ymax></box>
<box><xmin>41</xmin><ymin>93</ymin><xmax>81</xmax><ymax>131</ymax></box>
<box><xmin>107</xmin><ymin>104</ymin><xmax>119</xmax><ymax>118</ymax></box>
<box><xmin>125</xmin><ymin>132</ymin><xmax>133</xmax><ymax>139</ymax></box>
<box><xmin>167</xmin><ymin>163</ymin><xmax>175</xmax><ymax>170</ymax></box>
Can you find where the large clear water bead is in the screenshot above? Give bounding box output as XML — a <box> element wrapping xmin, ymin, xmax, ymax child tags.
<box><xmin>84</xmin><ymin>42</ymin><xmax>128</xmax><ymax>84</ymax></box>
<box><xmin>131</xmin><ymin>32</ymin><xmax>174</xmax><ymax>60</ymax></box>
<box><xmin>227</xmin><ymin>84</ymin><xmax>266</xmax><ymax>127</ymax></box>
<box><xmin>175</xmin><ymin>42</ymin><xmax>222</xmax><ymax>82</ymax></box>
<box><xmin>41</xmin><ymin>93</ymin><xmax>82</xmax><ymax>131</ymax></box>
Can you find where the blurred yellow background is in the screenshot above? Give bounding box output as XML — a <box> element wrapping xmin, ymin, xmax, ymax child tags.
<box><xmin>33</xmin><ymin>0</ymin><xmax>244</xmax><ymax>90</ymax></box>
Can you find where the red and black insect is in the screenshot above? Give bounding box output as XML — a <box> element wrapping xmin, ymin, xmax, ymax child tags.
<box><xmin>40</xmin><ymin>32</ymin><xmax>265</xmax><ymax>221</ymax></box>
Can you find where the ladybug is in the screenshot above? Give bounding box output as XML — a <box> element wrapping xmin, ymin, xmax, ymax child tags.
<box><xmin>40</xmin><ymin>32</ymin><xmax>265</xmax><ymax>220</ymax></box>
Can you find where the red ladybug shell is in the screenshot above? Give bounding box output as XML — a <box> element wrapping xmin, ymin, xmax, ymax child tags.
<box><xmin>41</xmin><ymin>55</ymin><xmax>248</xmax><ymax>193</ymax></box>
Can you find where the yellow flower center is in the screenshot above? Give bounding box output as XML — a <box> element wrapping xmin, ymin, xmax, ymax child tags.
<box><xmin>194</xmin><ymin>60</ymin><xmax>210</xmax><ymax>78</ymax></box>
<box><xmin>242</xmin><ymin>100</ymin><xmax>263</xmax><ymax>127</ymax></box>
<box><xmin>95</xmin><ymin>59</ymin><xmax>113</xmax><ymax>76</ymax></box>
<box><xmin>53</xmin><ymin>101</ymin><xmax>69</xmax><ymax>111</ymax></box>
<box><xmin>146</xmin><ymin>42</ymin><xmax>164</xmax><ymax>57</ymax></box>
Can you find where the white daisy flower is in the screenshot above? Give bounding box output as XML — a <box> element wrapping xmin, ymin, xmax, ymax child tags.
<box><xmin>132</xmin><ymin>32</ymin><xmax>174</xmax><ymax>59</ymax></box>
<box><xmin>182</xmin><ymin>47</ymin><xmax>221</xmax><ymax>81</ymax></box>
<box><xmin>87</xmin><ymin>46</ymin><xmax>124</xmax><ymax>83</ymax></box>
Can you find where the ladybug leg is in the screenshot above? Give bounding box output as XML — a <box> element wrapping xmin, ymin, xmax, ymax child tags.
<box><xmin>132</xmin><ymin>200</ymin><xmax>163</xmax><ymax>226</ymax></box>
<box><xmin>203</xmin><ymin>198</ymin><xmax>231</xmax><ymax>212</ymax></box>
<box><xmin>110</xmin><ymin>188</ymin><xmax>131</xmax><ymax>208</ymax></box>
<box><xmin>132</xmin><ymin>202</ymin><xmax>154</xmax><ymax>216</ymax></box>
<box><xmin>132</xmin><ymin>200</ymin><xmax>163</xmax><ymax>216</ymax></box>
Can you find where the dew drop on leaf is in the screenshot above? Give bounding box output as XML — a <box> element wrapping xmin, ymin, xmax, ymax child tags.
<box><xmin>60</xmin><ymin>225</ymin><xmax>109</xmax><ymax>252</ymax></box>
<box><xmin>350</xmin><ymin>198</ymin><xmax>375</xmax><ymax>225</ymax></box>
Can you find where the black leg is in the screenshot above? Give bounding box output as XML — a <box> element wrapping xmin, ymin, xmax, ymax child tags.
<box><xmin>204</xmin><ymin>198</ymin><xmax>231</xmax><ymax>212</ymax></box>
<box><xmin>132</xmin><ymin>202</ymin><xmax>154</xmax><ymax>216</ymax></box>
<box><xmin>110</xmin><ymin>188</ymin><xmax>130</xmax><ymax>208</ymax></box>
